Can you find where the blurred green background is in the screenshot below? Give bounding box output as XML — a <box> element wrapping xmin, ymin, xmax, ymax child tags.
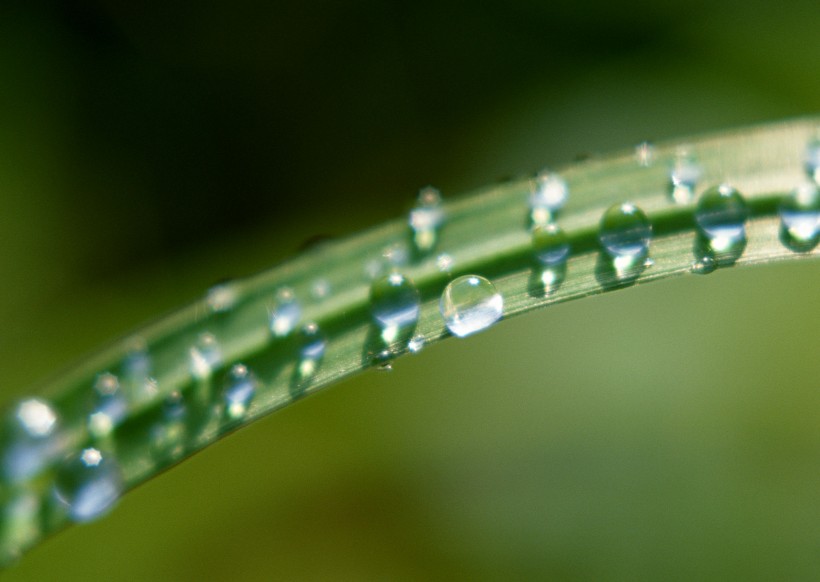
<box><xmin>1</xmin><ymin>0</ymin><xmax>819</xmax><ymax>579</ymax></box>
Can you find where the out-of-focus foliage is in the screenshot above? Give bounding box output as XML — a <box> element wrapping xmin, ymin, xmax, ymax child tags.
<box><xmin>0</xmin><ymin>0</ymin><xmax>818</xmax><ymax>579</ymax></box>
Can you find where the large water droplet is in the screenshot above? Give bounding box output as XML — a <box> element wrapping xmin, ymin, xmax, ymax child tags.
<box><xmin>779</xmin><ymin>181</ymin><xmax>820</xmax><ymax>245</ymax></box>
<box><xmin>53</xmin><ymin>448</ymin><xmax>123</xmax><ymax>523</ymax></box>
<box><xmin>1</xmin><ymin>399</ymin><xmax>62</xmax><ymax>483</ymax></box>
<box><xmin>189</xmin><ymin>332</ymin><xmax>223</xmax><ymax>380</ymax></box>
<box><xmin>269</xmin><ymin>287</ymin><xmax>302</xmax><ymax>337</ymax></box>
<box><xmin>668</xmin><ymin>148</ymin><xmax>702</xmax><ymax>204</ymax></box>
<box><xmin>369</xmin><ymin>273</ymin><xmax>420</xmax><ymax>342</ymax></box>
<box><xmin>695</xmin><ymin>184</ymin><xmax>748</xmax><ymax>247</ymax></box>
<box><xmin>88</xmin><ymin>372</ymin><xmax>129</xmax><ymax>438</ymax></box>
<box><xmin>599</xmin><ymin>203</ymin><xmax>652</xmax><ymax>259</ymax></box>
<box><xmin>223</xmin><ymin>364</ymin><xmax>257</xmax><ymax>420</ymax></box>
<box><xmin>440</xmin><ymin>275</ymin><xmax>503</xmax><ymax>338</ymax></box>
<box><xmin>409</xmin><ymin>186</ymin><xmax>444</xmax><ymax>254</ymax></box>
<box><xmin>805</xmin><ymin>137</ymin><xmax>820</xmax><ymax>183</ymax></box>
<box><xmin>532</xmin><ymin>223</ymin><xmax>570</xmax><ymax>266</ymax></box>
<box><xmin>529</xmin><ymin>171</ymin><xmax>568</xmax><ymax>225</ymax></box>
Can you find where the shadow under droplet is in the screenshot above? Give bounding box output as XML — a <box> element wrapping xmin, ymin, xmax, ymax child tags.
<box><xmin>594</xmin><ymin>251</ymin><xmax>646</xmax><ymax>289</ymax></box>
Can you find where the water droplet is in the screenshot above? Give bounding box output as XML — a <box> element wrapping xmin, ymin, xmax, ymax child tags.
<box><xmin>150</xmin><ymin>391</ymin><xmax>187</xmax><ymax>460</ymax></box>
<box><xmin>805</xmin><ymin>136</ymin><xmax>820</xmax><ymax>183</ymax></box>
<box><xmin>635</xmin><ymin>141</ymin><xmax>655</xmax><ymax>167</ymax></box>
<box><xmin>440</xmin><ymin>275</ymin><xmax>503</xmax><ymax>338</ymax></box>
<box><xmin>53</xmin><ymin>448</ymin><xmax>123</xmax><ymax>523</ymax></box>
<box><xmin>779</xmin><ymin>181</ymin><xmax>820</xmax><ymax>245</ymax></box>
<box><xmin>295</xmin><ymin>323</ymin><xmax>326</xmax><ymax>382</ymax></box>
<box><xmin>189</xmin><ymin>332</ymin><xmax>223</xmax><ymax>380</ymax></box>
<box><xmin>436</xmin><ymin>253</ymin><xmax>454</xmax><ymax>274</ymax></box>
<box><xmin>668</xmin><ymin>148</ymin><xmax>702</xmax><ymax>204</ymax></box>
<box><xmin>695</xmin><ymin>184</ymin><xmax>748</xmax><ymax>248</ymax></box>
<box><xmin>206</xmin><ymin>282</ymin><xmax>238</xmax><ymax>313</ymax></box>
<box><xmin>529</xmin><ymin>171</ymin><xmax>568</xmax><ymax>224</ymax></box>
<box><xmin>269</xmin><ymin>287</ymin><xmax>301</xmax><ymax>337</ymax></box>
<box><xmin>1</xmin><ymin>399</ymin><xmax>63</xmax><ymax>482</ymax></box>
<box><xmin>122</xmin><ymin>343</ymin><xmax>158</xmax><ymax>404</ymax></box>
<box><xmin>369</xmin><ymin>273</ymin><xmax>421</xmax><ymax>343</ymax></box>
<box><xmin>409</xmin><ymin>186</ymin><xmax>444</xmax><ymax>254</ymax></box>
<box><xmin>0</xmin><ymin>492</ymin><xmax>40</xmax><ymax>566</ymax></box>
<box><xmin>88</xmin><ymin>373</ymin><xmax>129</xmax><ymax>438</ymax></box>
<box><xmin>223</xmin><ymin>364</ymin><xmax>257</xmax><ymax>420</ymax></box>
<box><xmin>407</xmin><ymin>335</ymin><xmax>426</xmax><ymax>353</ymax></box>
<box><xmin>599</xmin><ymin>203</ymin><xmax>652</xmax><ymax>261</ymax></box>
<box><xmin>532</xmin><ymin>223</ymin><xmax>570</xmax><ymax>266</ymax></box>
<box><xmin>690</xmin><ymin>256</ymin><xmax>717</xmax><ymax>275</ymax></box>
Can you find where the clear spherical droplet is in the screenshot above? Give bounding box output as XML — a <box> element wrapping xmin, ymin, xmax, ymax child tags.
<box><xmin>779</xmin><ymin>181</ymin><xmax>820</xmax><ymax>243</ymax></box>
<box><xmin>53</xmin><ymin>448</ymin><xmax>123</xmax><ymax>523</ymax></box>
<box><xmin>598</xmin><ymin>203</ymin><xmax>652</xmax><ymax>259</ymax></box>
<box><xmin>2</xmin><ymin>399</ymin><xmax>62</xmax><ymax>483</ymax></box>
<box><xmin>532</xmin><ymin>223</ymin><xmax>570</xmax><ymax>266</ymax></box>
<box><xmin>369</xmin><ymin>273</ymin><xmax>421</xmax><ymax>331</ymax></box>
<box><xmin>695</xmin><ymin>184</ymin><xmax>748</xmax><ymax>245</ymax></box>
<box><xmin>668</xmin><ymin>148</ymin><xmax>702</xmax><ymax>204</ymax></box>
<box><xmin>223</xmin><ymin>364</ymin><xmax>257</xmax><ymax>420</ymax></box>
<box><xmin>189</xmin><ymin>332</ymin><xmax>223</xmax><ymax>380</ymax></box>
<box><xmin>529</xmin><ymin>171</ymin><xmax>568</xmax><ymax>224</ymax></box>
<box><xmin>440</xmin><ymin>275</ymin><xmax>503</xmax><ymax>338</ymax></box>
<box><xmin>269</xmin><ymin>288</ymin><xmax>302</xmax><ymax>337</ymax></box>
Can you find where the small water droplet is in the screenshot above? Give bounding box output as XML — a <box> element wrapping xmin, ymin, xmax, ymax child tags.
<box><xmin>436</xmin><ymin>253</ymin><xmax>454</xmax><ymax>274</ymax></box>
<box><xmin>223</xmin><ymin>364</ymin><xmax>257</xmax><ymax>420</ymax></box>
<box><xmin>150</xmin><ymin>391</ymin><xmax>187</xmax><ymax>460</ymax></box>
<box><xmin>805</xmin><ymin>136</ymin><xmax>820</xmax><ymax>183</ymax></box>
<box><xmin>668</xmin><ymin>148</ymin><xmax>702</xmax><ymax>204</ymax></box>
<box><xmin>88</xmin><ymin>373</ymin><xmax>129</xmax><ymax>438</ymax></box>
<box><xmin>369</xmin><ymin>273</ymin><xmax>421</xmax><ymax>343</ymax></box>
<box><xmin>690</xmin><ymin>256</ymin><xmax>717</xmax><ymax>275</ymax></box>
<box><xmin>440</xmin><ymin>275</ymin><xmax>503</xmax><ymax>338</ymax></box>
<box><xmin>779</xmin><ymin>181</ymin><xmax>820</xmax><ymax>245</ymax></box>
<box><xmin>407</xmin><ymin>335</ymin><xmax>426</xmax><ymax>353</ymax></box>
<box><xmin>635</xmin><ymin>141</ymin><xmax>655</xmax><ymax>167</ymax></box>
<box><xmin>53</xmin><ymin>448</ymin><xmax>123</xmax><ymax>523</ymax></box>
<box><xmin>122</xmin><ymin>343</ymin><xmax>158</xmax><ymax>404</ymax></box>
<box><xmin>269</xmin><ymin>287</ymin><xmax>302</xmax><ymax>337</ymax></box>
<box><xmin>529</xmin><ymin>171</ymin><xmax>568</xmax><ymax>225</ymax></box>
<box><xmin>189</xmin><ymin>332</ymin><xmax>223</xmax><ymax>380</ymax></box>
<box><xmin>409</xmin><ymin>186</ymin><xmax>445</xmax><ymax>254</ymax></box>
<box><xmin>1</xmin><ymin>399</ymin><xmax>63</xmax><ymax>482</ymax></box>
<box><xmin>598</xmin><ymin>202</ymin><xmax>652</xmax><ymax>265</ymax></box>
<box><xmin>206</xmin><ymin>282</ymin><xmax>238</xmax><ymax>313</ymax></box>
<box><xmin>532</xmin><ymin>223</ymin><xmax>570</xmax><ymax>266</ymax></box>
<box><xmin>695</xmin><ymin>184</ymin><xmax>748</xmax><ymax>249</ymax></box>
<box><xmin>295</xmin><ymin>323</ymin><xmax>327</xmax><ymax>382</ymax></box>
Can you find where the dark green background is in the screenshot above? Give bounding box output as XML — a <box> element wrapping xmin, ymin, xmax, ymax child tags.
<box><xmin>1</xmin><ymin>1</ymin><xmax>818</xmax><ymax>579</ymax></box>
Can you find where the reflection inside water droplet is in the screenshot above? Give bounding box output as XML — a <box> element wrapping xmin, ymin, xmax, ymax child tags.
<box><xmin>668</xmin><ymin>148</ymin><xmax>702</xmax><ymax>204</ymax></box>
<box><xmin>779</xmin><ymin>181</ymin><xmax>820</xmax><ymax>247</ymax></box>
<box><xmin>529</xmin><ymin>171</ymin><xmax>568</xmax><ymax>225</ymax></box>
<box><xmin>223</xmin><ymin>364</ymin><xmax>257</xmax><ymax>420</ymax></box>
<box><xmin>53</xmin><ymin>448</ymin><xmax>123</xmax><ymax>523</ymax></box>
<box><xmin>189</xmin><ymin>333</ymin><xmax>223</xmax><ymax>380</ymax></box>
<box><xmin>269</xmin><ymin>287</ymin><xmax>301</xmax><ymax>337</ymax></box>
<box><xmin>2</xmin><ymin>399</ymin><xmax>62</xmax><ymax>483</ymax></box>
<box><xmin>369</xmin><ymin>273</ymin><xmax>420</xmax><ymax>343</ymax></box>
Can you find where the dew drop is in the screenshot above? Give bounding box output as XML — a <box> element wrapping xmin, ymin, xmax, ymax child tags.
<box><xmin>1</xmin><ymin>398</ymin><xmax>63</xmax><ymax>483</ymax></box>
<box><xmin>88</xmin><ymin>372</ymin><xmax>129</xmax><ymax>438</ymax></box>
<box><xmin>269</xmin><ymin>287</ymin><xmax>302</xmax><ymax>337</ymax></box>
<box><xmin>206</xmin><ymin>282</ymin><xmax>238</xmax><ymax>313</ymax></box>
<box><xmin>529</xmin><ymin>171</ymin><xmax>568</xmax><ymax>224</ymax></box>
<box><xmin>599</xmin><ymin>203</ymin><xmax>652</xmax><ymax>260</ymax></box>
<box><xmin>532</xmin><ymin>223</ymin><xmax>570</xmax><ymax>266</ymax></box>
<box><xmin>779</xmin><ymin>181</ymin><xmax>820</xmax><ymax>244</ymax></box>
<box><xmin>695</xmin><ymin>184</ymin><xmax>748</xmax><ymax>247</ymax></box>
<box><xmin>409</xmin><ymin>186</ymin><xmax>444</xmax><ymax>254</ymax></box>
<box><xmin>369</xmin><ymin>273</ymin><xmax>421</xmax><ymax>342</ymax></box>
<box><xmin>668</xmin><ymin>148</ymin><xmax>702</xmax><ymax>204</ymax></box>
<box><xmin>122</xmin><ymin>343</ymin><xmax>158</xmax><ymax>404</ymax></box>
<box><xmin>295</xmin><ymin>323</ymin><xmax>327</xmax><ymax>382</ymax></box>
<box><xmin>189</xmin><ymin>332</ymin><xmax>223</xmax><ymax>380</ymax></box>
<box><xmin>150</xmin><ymin>390</ymin><xmax>187</xmax><ymax>459</ymax></box>
<box><xmin>635</xmin><ymin>141</ymin><xmax>655</xmax><ymax>167</ymax></box>
<box><xmin>436</xmin><ymin>253</ymin><xmax>454</xmax><ymax>274</ymax></box>
<box><xmin>223</xmin><ymin>364</ymin><xmax>257</xmax><ymax>420</ymax></box>
<box><xmin>440</xmin><ymin>275</ymin><xmax>503</xmax><ymax>338</ymax></box>
<box><xmin>53</xmin><ymin>448</ymin><xmax>123</xmax><ymax>523</ymax></box>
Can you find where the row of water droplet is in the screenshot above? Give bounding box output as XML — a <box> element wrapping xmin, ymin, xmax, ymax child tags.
<box><xmin>2</xmin><ymin>134</ymin><xmax>818</xmax><ymax>562</ymax></box>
